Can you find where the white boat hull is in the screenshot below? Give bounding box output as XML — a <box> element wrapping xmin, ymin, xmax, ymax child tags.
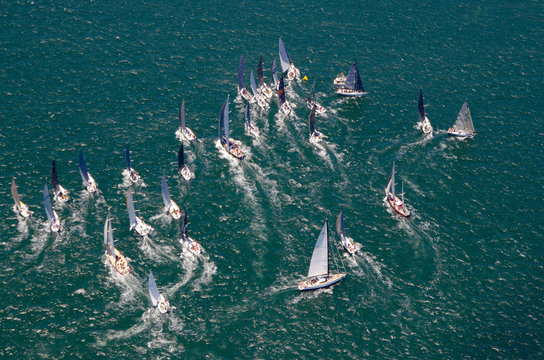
<box><xmin>386</xmin><ymin>193</ymin><xmax>411</xmax><ymax>217</ymax></box>
<box><xmin>180</xmin><ymin>165</ymin><xmax>194</xmax><ymax>181</ymax></box>
<box><xmin>287</xmin><ymin>65</ymin><xmax>300</xmax><ymax>80</ymax></box>
<box><xmin>181</xmin><ymin>236</ymin><xmax>202</xmax><ymax>256</ymax></box>
<box><xmin>125</xmin><ymin>168</ymin><xmax>141</xmax><ymax>183</ymax></box>
<box><xmin>421</xmin><ymin>117</ymin><xmax>433</xmax><ymax>134</ymax></box>
<box><xmin>309</xmin><ymin>131</ymin><xmax>324</xmax><ymax>144</ymax></box>
<box><xmin>221</xmin><ymin>138</ymin><xmax>245</xmax><ymax>160</ymax></box>
<box><xmin>259</xmin><ymin>83</ymin><xmax>274</xmax><ymax>99</ymax></box>
<box><xmin>280</xmin><ymin>102</ymin><xmax>292</xmax><ymax>115</ymax></box>
<box><xmin>246</xmin><ymin>123</ymin><xmax>260</xmax><ymax>137</ymax></box>
<box><xmin>17</xmin><ymin>201</ymin><xmax>31</xmax><ymax>218</ymax></box>
<box><xmin>336</xmin><ymin>88</ymin><xmax>368</xmax><ymax>97</ymax></box>
<box><xmin>156</xmin><ymin>295</ymin><xmax>170</xmax><ymax>313</ymax></box>
<box><xmin>86</xmin><ymin>174</ymin><xmax>97</xmax><ymax>193</ymax></box>
<box><xmin>50</xmin><ymin>211</ymin><xmax>61</xmax><ymax>233</ymax></box>
<box><xmin>167</xmin><ymin>202</ymin><xmax>182</xmax><ymax>220</ymax></box>
<box><xmin>333</xmin><ymin>75</ymin><xmax>346</xmax><ymax>87</ymax></box>
<box><xmin>448</xmin><ymin>128</ymin><xmax>475</xmax><ymax>138</ymax></box>
<box><xmin>176</xmin><ymin>126</ymin><xmax>196</xmax><ymax>141</ymax></box>
<box><xmin>239</xmin><ymin>88</ymin><xmax>252</xmax><ymax>102</ymax></box>
<box><xmin>132</xmin><ymin>217</ymin><xmax>152</xmax><ymax>236</ymax></box>
<box><xmin>306</xmin><ymin>100</ymin><xmax>326</xmax><ymax>114</ymax></box>
<box><xmin>340</xmin><ymin>234</ymin><xmax>356</xmax><ymax>255</ymax></box>
<box><xmin>107</xmin><ymin>248</ymin><xmax>130</xmax><ymax>276</ymax></box>
<box><xmin>299</xmin><ymin>273</ymin><xmax>347</xmax><ymax>291</ymax></box>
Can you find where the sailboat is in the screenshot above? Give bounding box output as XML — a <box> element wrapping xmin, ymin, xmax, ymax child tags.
<box><xmin>78</xmin><ymin>150</ymin><xmax>97</xmax><ymax>193</ymax></box>
<box><xmin>305</xmin><ymin>78</ymin><xmax>326</xmax><ymax>114</ymax></box>
<box><xmin>104</xmin><ymin>213</ymin><xmax>130</xmax><ymax>276</ymax></box>
<box><xmin>180</xmin><ymin>211</ymin><xmax>202</xmax><ymax>256</ymax></box>
<box><xmin>127</xmin><ymin>187</ymin><xmax>152</xmax><ymax>236</ymax></box>
<box><xmin>271</xmin><ymin>59</ymin><xmax>279</xmax><ymax>91</ymax></box>
<box><xmin>278</xmin><ymin>75</ymin><xmax>292</xmax><ymax>116</ymax></box>
<box><xmin>309</xmin><ymin>105</ymin><xmax>324</xmax><ymax>144</ymax></box>
<box><xmin>148</xmin><ymin>271</ymin><xmax>169</xmax><ymax>313</ymax></box>
<box><xmin>448</xmin><ymin>100</ymin><xmax>476</xmax><ymax>138</ymax></box>
<box><xmin>161</xmin><ymin>172</ymin><xmax>181</xmax><ymax>220</ymax></box>
<box><xmin>336</xmin><ymin>210</ymin><xmax>356</xmax><ymax>255</ymax></box>
<box><xmin>336</xmin><ymin>60</ymin><xmax>368</xmax><ymax>97</ymax></box>
<box><xmin>43</xmin><ymin>183</ymin><xmax>61</xmax><ymax>232</ymax></box>
<box><xmin>257</xmin><ymin>56</ymin><xmax>273</xmax><ymax>99</ymax></box>
<box><xmin>51</xmin><ymin>160</ymin><xmax>70</xmax><ymax>203</ymax></box>
<box><xmin>238</xmin><ymin>56</ymin><xmax>252</xmax><ymax>102</ymax></box>
<box><xmin>219</xmin><ymin>95</ymin><xmax>245</xmax><ymax>160</ymax></box>
<box><xmin>124</xmin><ymin>144</ymin><xmax>141</xmax><ymax>183</ymax></box>
<box><xmin>333</xmin><ymin>72</ymin><xmax>346</xmax><ymax>87</ymax></box>
<box><xmin>250</xmin><ymin>70</ymin><xmax>267</xmax><ymax>110</ymax></box>
<box><xmin>178</xmin><ymin>143</ymin><xmax>194</xmax><ymax>181</ymax></box>
<box><xmin>417</xmin><ymin>90</ymin><xmax>433</xmax><ymax>134</ymax></box>
<box><xmin>279</xmin><ymin>37</ymin><xmax>300</xmax><ymax>81</ymax></box>
<box><xmin>245</xmin><ymin>102</ymin><xmax>260</xmax><ymax>137</ymax></box>
<box><xmin>176</xmin><ymin>97</ymin><xmax>196</xmax><ymax>141</ymax></box>
<box><xmin>11</xmin><ymin>179</ymin><xmax>31</xmax><ymax>218</ymax></box>
<box><xmin>299</xmin><ymin>220</ymin><xmax>347</xmax><ymax>291</ymax></box>
<box><xmin>385</xmin><ymin>162</ymin><xmax>411</xmax><ymax>217</ymax></box>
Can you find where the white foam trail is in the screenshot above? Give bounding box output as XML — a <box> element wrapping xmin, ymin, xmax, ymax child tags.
<box><xmin>140</xmin><ymin>236</ymin><xmax>180</xmax><ymax>263</ymax></box>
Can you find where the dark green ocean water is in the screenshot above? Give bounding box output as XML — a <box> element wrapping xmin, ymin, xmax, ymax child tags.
<box><xmin>1</xmin><ymin>0</ymin><xmax>543</xmax><ymax>358</ymax></box>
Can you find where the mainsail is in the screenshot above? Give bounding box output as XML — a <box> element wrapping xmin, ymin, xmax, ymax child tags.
<box><xmin>250</xmin><ymin>70</ymin><xmax>258</xmax><ymax>97</ymax></box>
<box><xmin>43</xmin><ymin>183</ymin><xmax>54</xmax><ymax>223</ymax></box>
<box><xmin>245</xmin><ymin>102</ymin><xmax>251</xmax><ymax>128</ymax></box>
<box><xmin>336</xmin><ymin>210</ymin><xmax>345</xmax><ymax>237</ymax></box>
<box><xmin>127</xmin><ymin>187</ymin><xmax>137</xmax><ymax>228</ymax></box>
<box><xmin>307</xmin><ymin>221</ymin><xmax>329</xmax><ymax>278</ymax></box>
<box><xmin>179</xmin><ymin>98</ymin><xmax>186</xmax><ymax>130</ymax></box>
<box><xmin>278</xmin><ymin>37</ymin><xmax>291</xmax><ymax>73</ymax></box>
<box><xmin>104</xmin><ymin>214</ymin><xmax>116</xmax><ymax>258</ymax></box>
<box><xmin>278</xmin><ymin>75</ymin><xmax>286</xmax><ymax>105</ymax></box>
<box><xmin>182</xmin><ymin>211</ymin><xmax>189</xmax><ymax>238</ymax></box>
<box><xmin>178</xmin><ymin>143</ymin><xmax>185</xmax><ymax>170</ymax></box>
<box><xmin>418</xmin><ymin>90</ymin><xmax>426</xmax><ymax>122</ymax></box>
<box><xmin>238</xmin><ymin>56</ymin><xmax>245</xmax><ymax>91</ymax></box>
<box><xmin>454</xmin><ymin>101</ymin><xmax>475</xmax><ymax>132</ymax></box>
<box><xmin>271</xmin><ymin>59</ymin><xmax>278</xmax><ymax>88</ymax></box>
<box><xmin>257</xmin><ymin>56</ymin><xmax>264</xmax><ymax>88</ymax></box>
<box><xmin>161</xmin><ymin>172</ymin><xmax>171</xmax><ymax>208</ymax></box>
<box><xmin>51</xmin><ymin>160</ymin><xmax>60</xmax><ymax>193</ymax></box>
<box><xmin>344</xmin><ymin>60</ymin><xmax>365</xmax><ymax>92</ymax></box>
<box><xmin>78</xmin><ymin>150</ymin><xmax>89</xmax><ymax>185</ymax></box>
<box><xmin>222</xmin><ymin>95</ymin><xmax>230</xmax><ymax>148</ymax></box>
<box><xmin>309</xmin><ymin>105</ymin><xmax>316</xmax><ymax>134</ymax></box>
<box><xmin>11</xmin><ymin>178</ymin><xmax>21</xmax><ymax>208</ymax></box>
<box><xmin>148</xmin><ymin>271</ymin><xmax>161</xmax><ymax>307</ymax></box>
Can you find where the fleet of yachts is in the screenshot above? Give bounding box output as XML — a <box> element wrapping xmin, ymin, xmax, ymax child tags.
<box><xmin>10</xmin><ymin>37</ymin><xmax>477</xmax><ymax>309</ymax></box>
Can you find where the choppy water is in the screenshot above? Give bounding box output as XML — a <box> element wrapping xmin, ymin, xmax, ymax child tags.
<box><xmin>1</xmin><ymin>0</ymin><xmax>543</xmax><ymax>358</ymax></box>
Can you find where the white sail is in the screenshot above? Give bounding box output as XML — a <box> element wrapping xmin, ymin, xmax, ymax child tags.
<box><xmin>78</xmin><ymin>150</ymin><xmax>90</xmax><ymax>186</ymax></box>
<box><xmin>148</xmin><ymin>271</ymin><xmax>161</xmax><ymax>307</ymax></box>
<box><xmin>278</xmin><ymin>37</ymin><xmax>291</xmax><ymax>73</ymax></box>
<box><xmin>336</xmin><ymin>211</ymin><xmax>344</xmax><ymax>237</ymax></box>
<box><xmin>250</xmin><ymin>70</ymin><xmax>258</xmax><ymax>97</ymax></box>
<box><xmin>11</xmin><ymin>178</ymin><xmax>21</xmax><ymax>209</ymax></box>
<box><xmin>161</xmin><ymin>172</ymin><xmax>172</xmax><ymax>208</ymax></box>
<box><xmin>454</xmin><ymin>101</ymin><xmax>475</xmax><ymax>132</ymax></box>
<box><xmin>43</xmin><ymin>183</ymin><xmax>54</xmax><ymax>222</ymax></box>
<box><xmin>127</xmin><ymin>187</ymin><xmax>137</xmax><ymax>228</ymax></box>
<box><xmin>104</xmin><ymin>214</ymin><xmax>116</xmax><ymax>257</ymax></box>
<box><xmin>307</xmin><ymin>221</ymin><xmax>329</xmax><ymax>278</ymax></box>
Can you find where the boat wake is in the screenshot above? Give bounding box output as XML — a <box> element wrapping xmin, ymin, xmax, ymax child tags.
<box><xmin>140</xmin><ymin>236</ymin><xmax>180</xmax><ymax>264</ymax></box>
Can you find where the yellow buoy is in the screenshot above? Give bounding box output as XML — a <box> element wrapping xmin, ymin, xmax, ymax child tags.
<box><xmin>302</xmin><ymin>75</ymin><xmax>308</xmax><ymax>82</ymax></box>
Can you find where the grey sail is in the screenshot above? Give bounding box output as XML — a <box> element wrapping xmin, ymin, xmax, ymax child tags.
<box><xmin>307</xmin><ymin>220</ymin><xmax>329</xmax><ymax>278</ymax></box>
<box><xmin>78</xmin><ymin>150</ymin><xmax>89</xmax><ymax>186</ymax></box>
<box><xmin>250</xmin><ymin>70</ymin><xmax>258</xmax><ymax>97</ymax></box>
<box><xmin>336</xmin><ymin>211</ymin><xmax>345</xmax><ymax>237</ymax></box>
<box><xmin>11</xmin><ymin>178</ymin><xmax>21</xmax><ymax>208</ymax></box>
<box><xmin>223</xmin><ymin>95</ymin><xmax>230</xmax><ymax>148</ymax></box>
<box><xmin>257</xmin><ymin>56</ymin><xmax>264</xmax><ymax>87</ymax></box>
<box><xmin>418</xmin><ymin>90</ymin><xmax>425</xmax><ymax>122</ymax></box>
<box><xmin>278</xmin><ymin>37</ymin><xmax>290</xmax><ymax>73</ymax></box>
<box><xmin>179</xmin><ymin>98</ymin><xmax>186</xmax><ymax>130</ymax></box>
<box><xmin>127</xmin><ymin>187</ymin><xmax>137</xmax><ymax>228</ymax></box>
<box><xmin>391</xmin><ymin>162</ymin><xmax>396</xmax><ymax>197</ymax></box>
<box><xmin>148</xmin><ymin>271</ymin><xmax>161</xmax><ymax>307</ymax></box>
<box><xmin>43</xmin><ymin>183</ymin><xmax>54</xmax><ymax>222</ymax></box>
<box><xmin>51</xmin><ymin>160</ymin><xmax>60</xmax><ymax>193</ymax></box>
<box><xmin>161</xmin><ymin>172</ymin><xmax>172</xmax><ymax>208</ymax></box>
<box><xmin>271</xmin><ymin>59</ymin><xmax>278</xmax><ymax>88</ymax></box>
<box><xmin>104</xmin><ymin>214</ymin><xmax>115</xmax><ymax>257</ymax></box>
<box><xmin>454</xmin><ymin>101</ymin><xmax>475</xmax><ymax>132</ymax></box>
<box><xmin>125</xmin><ymin>144</ymin><xmax>132</xmax><ymax>171</ymax></box>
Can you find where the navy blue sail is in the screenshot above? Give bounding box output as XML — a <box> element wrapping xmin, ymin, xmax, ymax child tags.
<box><xmin>178</xmin><ymin>143</ymin><xmax>185</xmax><ymax>170</ymax></box>
<box><xmin>278</xmin><ymin>75</ymin><xmax>286</xmax><ymax>105</ymax></box>
<box><xmin>418</xmin><ymin>89</ymin><xmax>426</xmax><ymax>122</ymax></box>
